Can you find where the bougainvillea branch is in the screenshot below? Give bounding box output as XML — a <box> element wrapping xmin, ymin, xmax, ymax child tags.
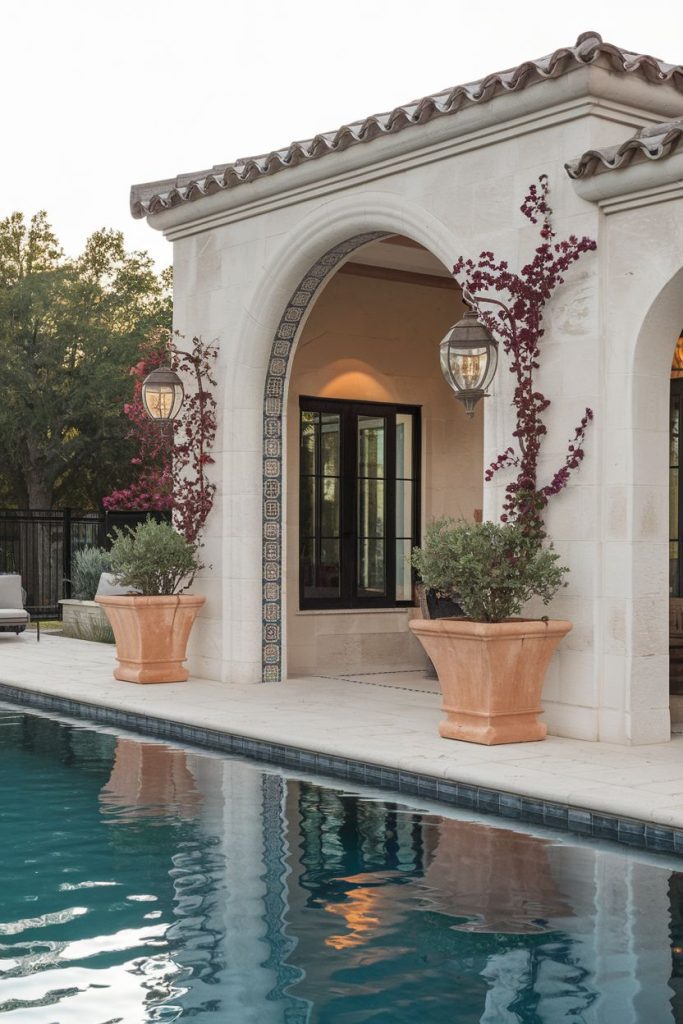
<box><xmin>453</xmin><ymin>175</ymin><xmax>596</xmax><ymax>542</ymax></box>
<box><xmin>103</xmin><ymin>330</ymin><xmax>218</xmax><ymax>544</ymax></box>
<box><xmin>172</xmin><ymin>335</ymin><xmax>218</xmax><ymax>544</ymax></box>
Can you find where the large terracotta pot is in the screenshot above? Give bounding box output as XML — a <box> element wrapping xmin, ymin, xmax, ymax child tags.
<box><xmin>96</xmin><ymin>594</ymin><xmax>205</xmax><ymax>683</ymax></box>
<box><xmin>408</xmin><ymin>617</ymin><xmax>571</xmax><ymax>745</ymax></box>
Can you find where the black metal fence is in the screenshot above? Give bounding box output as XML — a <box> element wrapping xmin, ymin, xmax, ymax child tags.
<box><xmin>0</xmin><ymin>509</ymin><xmax>169</xmax><ymax>618</ymax></box>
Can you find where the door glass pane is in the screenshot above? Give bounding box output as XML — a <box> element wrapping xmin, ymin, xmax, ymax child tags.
<box><xmin>318</xmin><ymin>539</ymin><xmax>340</xmax><ymax>598</ymax></box>
<box><xmin>300</xmin><ymin>411</ymin><xmax>318</xmax><ymax>476</ymax></box>
<box><xmin>301</xmin><ymin>539</ymin><xmax>341</xmax><ymax>601</ymax></box>
<box><xmin>395</xmin><ymin>481</ymin><xmax>413</xmax><ymax>539</ymax></box>
<box><xmin>396</xmin><ymin>413</ymin><xmax>413</xmax><ymax>478</ymax></box>
<box><xmin>321</xmin><ymin>414</ymin><xmax>340</xmax><ymax>476</ymax></box>
<box><xmin>321</xmin><ymin>478</ymin><xmax>340</xmax><ymax>537</ymax></box>
<box><xmin>300</xmin><ymin>411</ymin><xmax>341</xmax><ymax>602</ymax></box>
<box><xmin>358</xmin><ymin>417</ymin><xmax>385</xmax><ymax>477</ymax></box>
<box><xmin>300</xmin><ymin>476</ymin><xmax>317</xmax><ymax>539</ymax></box>
<box><xmin>301</xmin><ymin>538</ymin><xmax>316</xmax><ymax>591</ymax></box>
<box><xmin>396</xmin><ymin>413</ymin><xmax>415</xmax><ymax>601</ymax></box>
<box><xmin>358</xmin><ymin>538</ymin><xmax>386</xmax><ymax>598</ymax></box>
<box><xmin>357</xmin><ymin>415</ymin><xmax>386</xmax><ymax>599</ymax></box>
<box><xmin>358</xmin><ymin>479</ymin><xmax>385</xmax><ymax>539</ymax></box>
<box><xmin>395</xmin><ymin>538</ymin><xmax>413</xmax><ymax>602</ymax></box>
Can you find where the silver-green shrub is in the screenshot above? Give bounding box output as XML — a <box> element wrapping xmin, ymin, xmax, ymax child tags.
<box><xmin>412</xmin><ymin>518</ymin><xmax>568</xmax><ymax>623</ymax></box>
<box><xmin>109</xmin><ymin>517</ymin><xmax>201</xmax><ymax>596</ymax></box>
<box><xmin>71</xmin><ymin>547</ymin><xmax>112</xmax><ymax>600</ymax></box>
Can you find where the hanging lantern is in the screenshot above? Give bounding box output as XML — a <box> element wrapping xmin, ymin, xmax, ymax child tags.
<box><xmin>141</xmin><ymin>367</ymin><xmax>185</xmax><ymax>422</ymax></box>
<box><xmin>439</xmin><ymin>309</ymin><xmax>499</xmax><ymax>417</ymax></box>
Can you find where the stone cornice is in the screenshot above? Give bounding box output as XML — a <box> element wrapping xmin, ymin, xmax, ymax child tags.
<box><xmin>158</xmin><ymin>96</ymin><xmax>662</xmax><ymax>243</ymax></box>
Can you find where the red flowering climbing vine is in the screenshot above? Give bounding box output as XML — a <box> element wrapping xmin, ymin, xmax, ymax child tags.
<box><xmin>172</xmin><ymin>335</ymin><xmax>218</xmax><ymax>544</ymax></box>
<box><xmin>453</xmin><ymin>175</ymin><xmax>596</xmax><ymax>542</ymax></box>
<box><xmin>103</xmin><ymin>328</ymin><xmax>217</xmax><ymax>544</ymax></box>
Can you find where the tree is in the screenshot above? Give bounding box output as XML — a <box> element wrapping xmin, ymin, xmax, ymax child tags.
<box><xmin>0</xmin><ymin>211</ymin><xmax>171</xmax><ymax>508</ymax></box>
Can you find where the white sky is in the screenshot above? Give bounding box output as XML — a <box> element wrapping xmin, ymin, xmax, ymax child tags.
<box><xmin>3</xmin><ymin>0</ymin><xmax>682</xmax><ymax>271</ymax></box>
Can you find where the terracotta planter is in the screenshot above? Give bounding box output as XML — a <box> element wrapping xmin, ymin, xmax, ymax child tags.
<box><xmin>96</xmin><ymin>594</ymin><xmax>205</xmax><ymax>683</ymax></box>
<box><xmin>408</xmin><ymin>617</ymin><xmax>571</xmax><ymax>745</ymax></box>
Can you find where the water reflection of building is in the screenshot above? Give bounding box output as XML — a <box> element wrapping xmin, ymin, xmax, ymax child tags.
<box><xmin>99</xmin><ymin>740</ymin><xmax>302</xmax><ymax>1022</ymax></box>
<box><xmin>97</xmin><ymin>742</ymin><xmax>683</xmax><ymax>1023</ymax></box>
<box><xmin>280</xmin><ymin>781</ymin><xmax>683</xmax><ymax>1023</ymax></box>
<box><xmin>100</xmin><ymin>738</ymin><xmax>202</xmax><ymax>819</ymax></box>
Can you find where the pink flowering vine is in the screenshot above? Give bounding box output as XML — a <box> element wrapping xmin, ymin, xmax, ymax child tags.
<box><xmin>103</xmin><ymin>329</ymin><xmax>217</xmax><ymax>544</ymax></box>
<box><xmin>453</xmin><ymin>175</ymin><xmax>596</xmax><ymax>542</ymax></box>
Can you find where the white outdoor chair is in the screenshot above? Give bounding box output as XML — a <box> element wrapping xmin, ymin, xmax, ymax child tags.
<box><xmin>0</xmin><ymin>574</ymin><xmax>32</xmax><ymax>638</ymax></box>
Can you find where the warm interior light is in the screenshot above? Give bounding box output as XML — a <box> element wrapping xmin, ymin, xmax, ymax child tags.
<box><xmin>146</xmin><ymin>385</ymin><xmax>175</xmax><ymax>419</ymax></box>
<box><xmin>141</xmin><ymin>367</ymin><xmax>184</xmax><ymax>422</ymax></box>
<box><xmin>449</xmin><ymin>349</ymin><xmax>488</xmax><ymax>391</ymax></box>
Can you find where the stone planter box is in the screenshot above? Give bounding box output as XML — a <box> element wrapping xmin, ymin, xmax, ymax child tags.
<box><xmin>59</xmin><ymin>599</ymin><xmax>113</xmax><ymax>642</ymax></box>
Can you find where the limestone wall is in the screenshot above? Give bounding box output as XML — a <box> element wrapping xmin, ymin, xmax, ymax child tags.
<box><xmin>152</xmin><ymin>63</ymin><xmax>683</xmax><ymax>743</ymax></box>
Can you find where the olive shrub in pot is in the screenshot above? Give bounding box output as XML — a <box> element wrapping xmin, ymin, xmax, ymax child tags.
<box><xmin>410</xmin><ymin>519</ymin><xmax>570</xmax><ymax>745</ymax></box>
<box><xmin>96</xmin><ymin>518</ymin><xmax>205</xmax><ymax>683</ymax></box>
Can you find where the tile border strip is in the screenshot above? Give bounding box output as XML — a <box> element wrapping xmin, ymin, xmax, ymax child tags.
<box><xmin>261</xmin><ymin>231</ymin><xmax>388</xmax><ymax>683</ymax></box>
<box><xmin>2</xmin><ymin>681</ymin><xmax>682</xmax><ymax>857</ymax></box>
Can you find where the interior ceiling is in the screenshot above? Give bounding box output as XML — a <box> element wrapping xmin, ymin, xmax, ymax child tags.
<box><xmin>346</xmin><ymin>236</ymin><xmax>453</xmax><ymax>278</ymax></box>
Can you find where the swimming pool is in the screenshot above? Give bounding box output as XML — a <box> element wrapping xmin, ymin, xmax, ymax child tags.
<box><xmin>1</xmin><ymin>705</ymin><xmax>683</xmax><ymax>1022</ymax></box>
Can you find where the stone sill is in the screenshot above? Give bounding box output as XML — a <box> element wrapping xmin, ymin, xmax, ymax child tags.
<box><xmin>295</xmin><ymin>607</ymin><xmax>417</xmax><ymax>617</ymax></box>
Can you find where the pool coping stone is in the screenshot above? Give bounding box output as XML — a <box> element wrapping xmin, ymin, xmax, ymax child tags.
<box><xmin>3</xmin><ymin>679</ymin><xmax>683</xmax><ymax>858</ymax></box>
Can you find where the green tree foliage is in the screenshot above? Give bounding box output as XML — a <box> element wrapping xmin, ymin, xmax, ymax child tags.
<box><xmin>412</xmin><ymin>518</ymin><xmax>568</xmax><ymax>622</ymax></box>
<box><xmin>0</xmin><ymin>211</ymin><xmax>171</xmax><ymax>508</ymax></box>
<box><xmin>109</xmin><ymin>518</ymin><xmax>201</xmax><ymax>595</ymax></box>
<box><xmin>70</xmin><ymin>546</ymin><xmax>112</xmax><ymax>600</ymax></box>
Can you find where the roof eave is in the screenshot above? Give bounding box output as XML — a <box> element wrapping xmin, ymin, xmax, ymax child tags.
<box><xmin>132</xmin><ymin>33</ymin><xmax>683</xmax><ymax>228</ymax></box>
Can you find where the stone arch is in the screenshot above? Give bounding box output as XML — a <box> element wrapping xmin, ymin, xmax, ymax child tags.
<box><xmin>262</xmin><ymin>231</ymin><xmax>388</xmax><ymax>681</ymax></box>
<box><xmin>632</xmin><ymin>266</ymin><xmax>683</xmax><ymax>381</ymax></box>
<box><xmin>623</xmin><ymin>266</ymin><xmax>683</xmax><ymax>740</ymax></box>
<box><xmin>251</xmin><ymin>195</ymin><xmax>468</xmax><ymax>682</ymax></box>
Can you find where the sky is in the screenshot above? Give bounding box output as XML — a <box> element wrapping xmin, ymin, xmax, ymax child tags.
<box><xmin>3</xmin><ymin>0</ymin><xmax>682</xmax><ymax>271</ymax></box>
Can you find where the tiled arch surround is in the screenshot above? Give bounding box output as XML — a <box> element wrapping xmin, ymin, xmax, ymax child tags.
<box><xmin>261</xmin><ymin>231</ymin><xmax>389</xmax><ymax>682</ymax></box>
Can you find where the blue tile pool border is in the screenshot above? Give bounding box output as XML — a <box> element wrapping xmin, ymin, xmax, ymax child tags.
<box><xmin>2</xmin><ymin>680</ymin><xmax>682</xmax><ymax>858</ymax></box>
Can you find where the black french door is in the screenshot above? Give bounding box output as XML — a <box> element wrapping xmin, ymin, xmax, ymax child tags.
<box><xmin>299</xmin><ymin>397</ymin><xmax>420</xmax><ymax>609</ymax></box>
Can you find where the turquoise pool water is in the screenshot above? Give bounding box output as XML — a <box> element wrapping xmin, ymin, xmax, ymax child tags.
<box><xmin>1</xmin><ymin>707</ymin><xmax>683</xmax><ymax>1022</ymax></box>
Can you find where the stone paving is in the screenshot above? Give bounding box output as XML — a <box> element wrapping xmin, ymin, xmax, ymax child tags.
<box><xmin>2</xmin><ymin>633</ymin><xmax>683</xmax><ymax>831</ymax></box>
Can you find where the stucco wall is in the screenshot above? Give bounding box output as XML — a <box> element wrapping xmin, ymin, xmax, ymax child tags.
<box><xmin>285</xmin><ymin>267</ymin><xmax>482</xmax><ymax>675</ymax></box>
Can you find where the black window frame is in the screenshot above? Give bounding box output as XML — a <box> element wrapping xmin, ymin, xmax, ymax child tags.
<box><xmin>299</xmin><ymin>396</ymin><xmax>421</xmax><ymax>610</ymax></box>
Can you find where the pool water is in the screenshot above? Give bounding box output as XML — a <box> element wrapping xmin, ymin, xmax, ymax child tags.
<box><xmin>2</xmin><ymin>708</ymin><xmax>683</xmax><ymax>1023</ymax></box>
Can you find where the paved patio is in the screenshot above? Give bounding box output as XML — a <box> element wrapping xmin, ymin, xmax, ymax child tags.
<box><xmin>2</xmin><ymin>633</ymin><xmax>683</xmax><ymax>832</ymax></box>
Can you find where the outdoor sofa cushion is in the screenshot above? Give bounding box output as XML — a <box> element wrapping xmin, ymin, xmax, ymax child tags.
<box><xmin>95</xmin><ymin>573</ymin><xmax>140</xmax><ymax>597</ymax></box>
<box><xmin>0</xmin><ymin>574</ymin><xmax>29</xmax><ymax>631</ymax></box>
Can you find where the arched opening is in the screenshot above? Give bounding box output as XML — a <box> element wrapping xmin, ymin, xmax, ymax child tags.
<box><xmin>270</xmin><ymin>235</ymin><xmax>484</xmax><ymax>680</ymax></box>
<box><xmin>628</xmin><ymin>266</ymin><xmax>683</xmax><ymax>741</ymax></box>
